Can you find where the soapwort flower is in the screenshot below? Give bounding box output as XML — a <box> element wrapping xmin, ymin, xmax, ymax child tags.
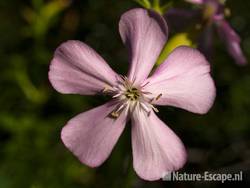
<box><xmin>49</xmin><ymin>8</ymin><xmax>216</xmax><ymax>180</ymax></box>
<box><xmin>166</xmin><ymin>0</ymin><xmax>247</xmax><ymax>65</ymax></box>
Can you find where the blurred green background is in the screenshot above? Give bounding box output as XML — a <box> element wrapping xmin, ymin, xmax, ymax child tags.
<box><xmin>0</xmin><ymin>0</ymin><xmax>250</xmax><ymax>187</ymax></box>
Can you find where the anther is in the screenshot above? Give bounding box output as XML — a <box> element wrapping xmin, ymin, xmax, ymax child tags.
<box><xmin>110</xmin><ymin>111</ymin><xmax>119</xmax><ymax>118</ymax></box>
<box><xmin>155</xmin><ymin>93</ymin><xmax>162</xmax><ymax>100</ymax></box>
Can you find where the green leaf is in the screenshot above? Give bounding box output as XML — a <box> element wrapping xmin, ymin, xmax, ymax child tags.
<box><xmin>156</xmin><ymin>33</ymin><xmax>194</xmax><ymax>65</ymax></box>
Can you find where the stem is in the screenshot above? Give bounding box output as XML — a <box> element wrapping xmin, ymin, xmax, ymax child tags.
<box><xmin>152</xmin><ymin>0</ymin><xmax>160</xmax><ymax>7</ymax></box>
<box><xmin>134</xmin><ymin>0</ymin><xmax>151</xmax><ymax>9</ymax></box>
<box><xmin>152</xmin><ymin>0</ymin><xmax>163</xmax><ymax>14</ymax></box>
<box><xmin>161</xmin><ymin>1</ymin><xmax>172</xmax><ymax>13</ymax></box>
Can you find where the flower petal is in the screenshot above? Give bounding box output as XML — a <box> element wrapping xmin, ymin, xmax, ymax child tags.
<box><xmin>143</xmin><ymin>46</ymin><xmax>216</xmax><ymax>114</ymax></box>
<box><xmin>119</xmin><ymin>8</ymin><xmax>168</xmax><ymax>85</ymax></box>
<box><xmin>49</xmin><ymin>40</ymin><xmax>118</xmax><ymax>95</ymax></box>
<box><xmin>216</xmin><ymin>20</ymin><xmax>247</xmax><ymax>65</ymax></box>
<box><xmin>61</xmin><ymin>101</ymin><xmax>127</xmax><ymax>167</ymax></box>
<box><xmin>185</xmin><ymin>0</ymin><xmax>204</xmax><ymax>4</ymax></box>
<box><xmin>131</xmin><ymin>108</ymin><xmax>187</xmax><ymax>181</ymax></box>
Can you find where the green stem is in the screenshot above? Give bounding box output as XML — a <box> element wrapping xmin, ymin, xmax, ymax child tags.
<box><xmin>152</xmin><ymin>0</ymin><xmax>162</xmax><ymax>14</ymax></box>
<box><xmin>161</xmin><ymin>1</ymin><xmax>172</xmax><ymax>13</ymax></box>
<box><xmin>134</xmin><ymin>0</ymin><xmax>151</xmax><ymax>9</ymax></box>
<box><xmin>152</xmin><ymin>0</ymin><xmax>160</xmax><ymax>7</ymax></box>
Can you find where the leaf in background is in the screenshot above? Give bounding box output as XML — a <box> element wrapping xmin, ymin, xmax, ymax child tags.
<box><xmin>22</xmin><ymin>0</ymin><xmax>70</xmax><ymax>40</ymax></box>
<box><xmin>134</xmin><ymin>0</ymin><xmax>151</xmax><ymax>9</ymax></box>
<box><xmin>156</xmin><ymin>32</ymin><xmax>194</xmax><ymax>66</ymax></box>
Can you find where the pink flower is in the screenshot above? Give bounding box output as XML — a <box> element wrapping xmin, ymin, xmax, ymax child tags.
<box><xmin>166</xmin><ymin>0</ymin><xmax>247</xmax><ymax>65</ymax></box>
<box><xmin>48</xmin><ymin>8</ymin><xmax>216</xmax><ymax>181</ymax></box>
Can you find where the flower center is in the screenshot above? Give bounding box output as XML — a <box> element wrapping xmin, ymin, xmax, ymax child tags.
<box><xmin>103</xmin><ymin>76</ymin><xmax>161</xmax><ymax>118</ymax></box>
<box><xmin>125</xmin><ymin>87</ymin><xmax>140</xmax><ymax>101</ymax></box>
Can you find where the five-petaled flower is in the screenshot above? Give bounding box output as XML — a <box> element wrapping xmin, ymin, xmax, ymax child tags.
<box><xmin>48</xmin><ymin>8</ymin><xmax>216</xmax><ymax>181</ymax></box>
<box><xmin>166</xmin><ymin>0</ymin><xmax>247</xmax><ymax>65</ymax></box>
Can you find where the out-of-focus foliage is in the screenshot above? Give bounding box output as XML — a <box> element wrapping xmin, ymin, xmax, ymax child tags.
<box><xmin>156</xmin><ymin>32</ymin><xmax>194</xmax><ymax>65</ymax></box>
<box><xmin>0</xmin><ymin>0</ymin><xmax>250</xmax><ymax>187</ymax></box>
<box><xmin>135</xmin><ymin>0</ymin><xmax>172</xmax><ymax>14</ymax></box>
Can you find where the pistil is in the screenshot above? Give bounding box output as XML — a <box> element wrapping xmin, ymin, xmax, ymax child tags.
<box><xmin>103</xmin><ymin>76</ymin><xmax>162</xmax><ymax>118</ymax></box>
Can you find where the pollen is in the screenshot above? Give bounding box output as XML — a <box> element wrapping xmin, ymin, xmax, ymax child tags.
<box><xmin>125</xmin><ymin>87</ymin><xmax>140</xmax><ymax>101</ymax></box>
<box><xmin>110</xmin><ymin>111</ymin><xmax>120</xmax><ymax>118</ymax></box>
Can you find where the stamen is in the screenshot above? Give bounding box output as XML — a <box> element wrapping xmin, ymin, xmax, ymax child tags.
<box><xmin>112</xmin><ymin>93</ymin><xmax>122</xmax><ymax>98</ymax></box>
<box><xmin>140</xmin><ymin>102</ymin><xmax>151</xmax><ymax>114</ymax></box>
<box><xmin>152</xmin><ymin>106</ymin><xmax>159</xmax><ymax>113</ymax></box>
<box><xmin>111</xmin><ymin>111</ymin><xmax>120</xmax><ymax>118</ymax></box>
<box><xmin>110</xmin><ymin>103</ymin><xmax>127</xmax><ymax>118</ymax></box>
<box><xmin>107</xmin><ymin>75</ymin><xmax>162</xmax><ymax>118</ymax></box>
<box><xmin>103</xmin><ymin>85</ymin><xmax>111</xmax><ymax>93</ymax></box>
<box><xmin>140</xmin><ymin>81</ymin><xmax>150</xmax><ymax>88</ymax></box>
<box><xmin>141</xmin><ymin>91</ymin><xmax>152</xmax><ymax>95</ymax></box>
<box><xmin>155</xmin><ymin>93</ymin><xmax>162</xmax><ymax>100</ymax></box>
